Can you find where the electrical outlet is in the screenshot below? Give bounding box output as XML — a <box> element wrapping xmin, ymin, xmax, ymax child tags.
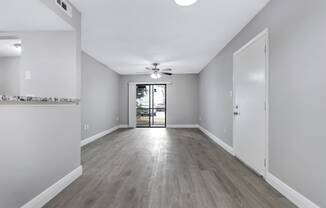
<box><xmin>116</xmin><ymin>117</ymin><xmax>120</xmax><ymax>121</ymax></box>
<box><xmin>84</xmin><ymin>124</ymin><xmax>89</xmax><ymax>130</ymax></box>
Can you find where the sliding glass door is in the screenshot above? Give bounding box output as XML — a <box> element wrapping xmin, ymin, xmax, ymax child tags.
<box><xmin>151</xmin><ymin>85</ymin><xmax>166</xmax><ymax>127</ymax></box>
<box><xmin>136</xmin><ymin>85</ymin><xmax>150</xmax><ymax>127</ymax></box>
<box><xmin>136</xmin><ymin>84</ymin><xmax>166</xmax><ymax>128</ymax></box>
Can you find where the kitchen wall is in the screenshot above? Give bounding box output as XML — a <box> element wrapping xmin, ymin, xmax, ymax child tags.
<box><xmin>0</xmin><ymin>57</ymin><xmax>20</xmax><ymax>95</ymax></box>
<box><xmin>41</xmin><ymin>0</ymin><xmax>82</xmax><ymax>98</ymax></box>
<box><xmin>18</xmin><ymin>31</ymin><xmax>77</xmax><ymax>98</ymax></box>
<box><xmin>199</xmin><ymin>0</ymin><xmax>326</xmax><ymax>207</ymax></box>
<box><xmin>0</xmin><ymin>32</ymin><xmax>81</xmax><ymax>208</ymax></box>
<box><xmin>81</xmin><ymin>52</ymin><xmax>120</xmax><ymax>140</ymax></box>
<box><xmin>120</xmin><ymin>74</ymin><xmax>199</xmax><ymax>126</ymax></box>
<box><xmin>0</xmin><ymin>1</ymin><xmax>82</xmax><ymax>207</ymax></box>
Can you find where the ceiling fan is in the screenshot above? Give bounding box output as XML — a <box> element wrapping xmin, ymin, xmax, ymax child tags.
<box><xmin>145</xmin><ymin>63</ymin><xmax>173</xmax><ymax>79</ymax></box>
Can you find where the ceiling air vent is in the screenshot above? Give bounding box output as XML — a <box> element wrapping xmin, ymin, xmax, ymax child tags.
<box><xmin>55</xmin><ymin>0</ymin><xmax>73</xmax><ymax>17</ymax></box>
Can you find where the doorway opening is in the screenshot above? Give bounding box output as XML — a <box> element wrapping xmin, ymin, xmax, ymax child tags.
<box><xmin>136</xmin><ymin>84</ymin><xmax>166</xmax><ymax>128</ymax></box>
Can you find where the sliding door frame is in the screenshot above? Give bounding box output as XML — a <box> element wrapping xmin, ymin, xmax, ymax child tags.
<box><xmin>136</xmin><ymin>84</ymin><xmax>167</xmax><ymax>128</ymax></box>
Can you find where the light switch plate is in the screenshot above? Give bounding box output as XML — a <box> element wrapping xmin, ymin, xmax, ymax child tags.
<box><xmin>25</xmin><ymin>71</ymin><xmax>32</xmax><ymax>80</ymax></box>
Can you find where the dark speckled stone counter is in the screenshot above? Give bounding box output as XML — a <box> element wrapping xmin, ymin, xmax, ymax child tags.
<box><xmin>0</xmin><ymin>95</ymin><xmax>80</xmax><ymax>105</ymax></box>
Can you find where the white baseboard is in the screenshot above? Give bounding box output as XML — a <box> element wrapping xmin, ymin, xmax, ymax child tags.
<box><xmin>21</xmin><ymin>166</ymin><xmax>82</xmax><ymax>208</ymax></box>
<box><xmin>167</xmin><ymin>124</ymin><xmax>199</xmax><ymax>128</ymax></box>
<box><xmin>266</xmin><ymin>173</ymin><xmax>320</xmax><ymax>208</ymax></box>
<box><xmin>118</xmin><ymin>124</ymin><xmax>199</xmax><ymax>129</ymax></box>
<box><xmin>81</xmin><ymin>125</ymin><xmax>120</xmax><ymax>147</ymax></box>
<box><xmin>198</xmin><ymin>125</ymin><xmax>235</xmax><ymax>156</ymax></box>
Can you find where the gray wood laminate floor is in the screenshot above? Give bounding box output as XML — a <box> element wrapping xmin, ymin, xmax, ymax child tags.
<box><xmin>45</xmin><ymin>128</ymin><xmax>295</xmax><ymax>208</ymax></box>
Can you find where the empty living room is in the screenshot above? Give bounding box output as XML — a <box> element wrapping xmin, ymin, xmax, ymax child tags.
<box><xmin>0</xmin><ymin>0</ymin><xmax>325</xmax><ymax>207</ymax></box>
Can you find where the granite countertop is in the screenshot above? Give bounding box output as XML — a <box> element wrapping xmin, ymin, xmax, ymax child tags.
<box><xmin>0</xmin><ymin>95</ymin><xmax>80</xmax><ymax>105</ymax></box>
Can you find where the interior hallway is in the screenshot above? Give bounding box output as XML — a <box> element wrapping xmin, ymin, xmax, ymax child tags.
<box><xmin>45</xmin><ymin>129</ymin><xmax>295</xmax><ymax>208</ymax></box>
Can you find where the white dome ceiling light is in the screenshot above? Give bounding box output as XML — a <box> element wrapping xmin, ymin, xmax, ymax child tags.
<box><xmin>174</xmin><ymin>0</ymin><xmax>198</xmax><ymax>6</ymax></box>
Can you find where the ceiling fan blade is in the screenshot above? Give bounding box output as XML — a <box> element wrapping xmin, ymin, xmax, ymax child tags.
<box><xmin>136</xmin><ymin>72</ymin><xmax>150</xmax><ymax>74</ymax></box>
<box><xmin>161</xmin><ymin>68</ymin><xmax>172</xmax><ymax>72</ymax></box>
<box><xmin>161</xmin><ymin>72</ymin><xmax>173</xmax><ymax>76</ymax></box>
<box><xmin>145</xmin><ymin>67</ymin><xmax>153</xmax><ymax>70</ymax></box>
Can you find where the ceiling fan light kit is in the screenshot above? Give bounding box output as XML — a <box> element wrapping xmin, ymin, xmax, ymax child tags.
<box><xmin>151</xmin><ymin>72</ymin><xmax>161</xmax><ymax>79</ymax></box>
<box><xmin>146</xmin><ymin>63</ymin><xmax>173</xmax><ymax>79</ymax></box>
<box><xmin>174</xmin><ymin>0</ymin><xmax>198</xmax><ymax>6</ymax></box>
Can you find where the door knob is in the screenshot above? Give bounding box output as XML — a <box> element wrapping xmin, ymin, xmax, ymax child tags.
<box><xmin>233</xmin><ymin>112</ymin><xmax>239</xmax><ymax>116</ymax></box>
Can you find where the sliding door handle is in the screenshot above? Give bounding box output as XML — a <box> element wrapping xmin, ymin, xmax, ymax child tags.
<box><xmin>233</xmin><ymin>112</ymin><xmax>240</xmax><ymax>116</ymax></box>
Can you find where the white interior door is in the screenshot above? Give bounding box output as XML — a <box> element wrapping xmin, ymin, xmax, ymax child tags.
<box><xmin>233</xmin><ymin>30</ymin><xmax>268</xmax><ymax>176</ymax></box>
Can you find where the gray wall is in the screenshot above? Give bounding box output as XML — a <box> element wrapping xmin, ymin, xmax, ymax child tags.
<box><xmin>0</xmin><ymin>57</ymin><xmax>20</xmax><ymax>95</ymax></box>
<box><xmin>0</xmin><ymin>32</ymin><xmax>81</xmax><ymax>208</ymax></box>
<box><xmin>120</xmin><ymin>74</ymin><xmax>199</xmax><ymax>126</ymax></box>
<box><xmin>0</xmin><ymin>31</ymin><xmax>77</xmax><ymax>98</ymax></box>
<box><xmin>19</xmin><ymin>31</ymin><xmax>77</xmax><ymax>98</ymax></box>
<box><xmin>199</xmin><ymin>55</ymin><xmax>233</xmax><ymax>146</ymax></box>
<box><xmin>199</xmin><ymin>0</ymin><xmax>326</xmax><ymax>207</ymax></box>
<box><xmin>41</xmin><ymin>0</ymin><xmax>82</xmax><ymax>98</ymax></box>
<box><xmin>0</xmin><ymin>1</ymin><xmax>82</xmax><ymax>207</ymax></box>
<box><xmin>0</xmin><ymin>106</ymin><xmax>80</xmax><ymax>208</ymax></box>
<box><xmin>81</xmin><ymin>52</ymin><xmax>120</xmax><ymax>140</ymax></box>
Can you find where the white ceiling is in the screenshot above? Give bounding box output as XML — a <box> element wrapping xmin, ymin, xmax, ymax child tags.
<box><xmin>0</xmin><ymin>39</ymin><xmax>22</xmax><ymax>57</ymax></box>
<box><xmin>72</xmin><ymin>0</ymin><xmax>270</xmax><ymax>74</ymax></box>
<box><xmin>0</xmin><ymin>0</ymin><xmax>73</xmax><ymax>31</ymax></box>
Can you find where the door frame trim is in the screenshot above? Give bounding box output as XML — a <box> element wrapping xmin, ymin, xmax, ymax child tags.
<box><xmin>136</xmin><ymin>84</ymin><xmax>167</xmax><ymax>128</ymax></box>
<box><xmin>232</xmin><ymin>28</ymin><xmax>269</xmax><ymax>178</ymax></box>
